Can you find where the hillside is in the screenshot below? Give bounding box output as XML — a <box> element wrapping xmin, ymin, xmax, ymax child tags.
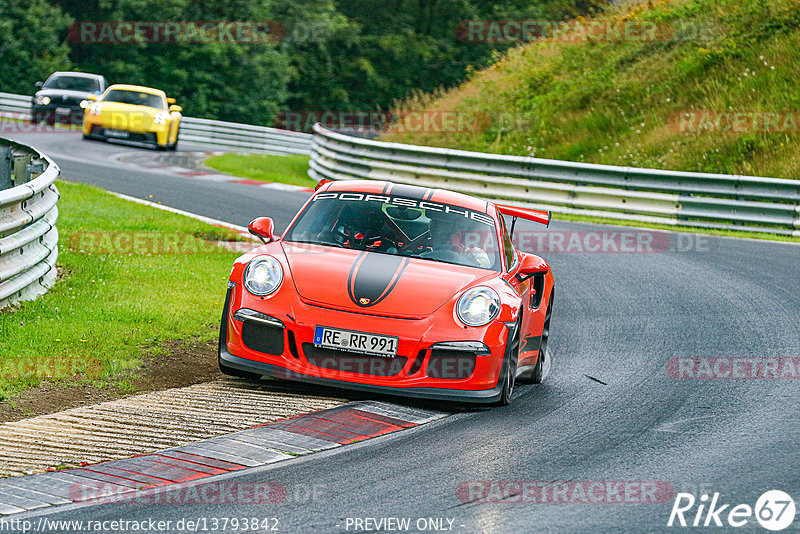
<box><xmin>381</xmin><ymin>0</ymin><xmax>800</xmax><ymax>179</ymax></box>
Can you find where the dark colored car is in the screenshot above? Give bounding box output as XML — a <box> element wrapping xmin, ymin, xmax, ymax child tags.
<box><xmin>32</xmin><ymin>72</ymin><xmax>108</xmax><ymax>126</ymax></box>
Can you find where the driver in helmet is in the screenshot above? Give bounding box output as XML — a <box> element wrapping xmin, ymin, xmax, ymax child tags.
<box><xmin>422</xmin><ymin>215</ymin><xmax>491</xmax><ymax>268</ymax></box>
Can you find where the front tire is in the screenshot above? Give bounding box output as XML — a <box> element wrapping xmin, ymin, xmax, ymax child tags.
<box><xmin>217</xmin><ymin>290</ymin><xmax>262</xmax><ymax>380</ymax></box>
<box><xmin>495</xmin><ymin>319</ymin><xmax>520</xmax><ymax>406</ymax></box>
<box><xmin>168</xmin><ymin>128</ymin><xmax>180</xmax><ymax>151</ymax></box>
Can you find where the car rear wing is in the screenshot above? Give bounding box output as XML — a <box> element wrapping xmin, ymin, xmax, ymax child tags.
<box><xmin>496</xmin><ymin>204</ymin><xmax>551</xmax><ymax>227</ymax></box>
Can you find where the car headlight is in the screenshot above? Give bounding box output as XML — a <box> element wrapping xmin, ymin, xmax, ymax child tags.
<box><xmin>244</xmin><ymin>256</ymin><xmax>283</xmax><ymax>296</ymax></box>
<box><xmin>88</xmin><ymin>103</ymin><xmax>102</xmax><ymax>115</ymax></box>
<box><xmin>153</xmin><ymin>112</ymin><xmax>169</xmax><ymax>125</ymax></box>
<box><xmin>456</xmin><ymin>287</ymin><xmax>501</xmax><ymax>327</ymax></box>
<box><xmin>36</xmin><ymin>96</ymin><xmax>51</xmax><ymax>106</ymax></box>
<box><xmin>80</xmin><ymin>100</ymin><xmax>89</xmax><ymax>108</ymax></box>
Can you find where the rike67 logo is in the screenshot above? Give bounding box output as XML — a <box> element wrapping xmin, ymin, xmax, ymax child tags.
<box><xmin>668</xmin><ymin>490</ymin><xmax>796</xmax><ymax>531</ymax></box>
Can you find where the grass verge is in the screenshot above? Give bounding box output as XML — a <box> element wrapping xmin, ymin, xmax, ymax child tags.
<box><xmin>382</xmin><ymin>0</ymin><xmax>800</xmax><ymax>179</ymax></box>
<box><xmin>204</xmin><ymin>153</ymin><xmax>315</xmax><ymax>187</ymax></box>
<box><xmin>0</xmin><ymin>180</ymin><xmax>242</xmax><ymax>401</ymax></box>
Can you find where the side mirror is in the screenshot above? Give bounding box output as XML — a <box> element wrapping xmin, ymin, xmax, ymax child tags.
<box><xmin>515</xmin><ymin>253</ymin><xmax>548</xmax><ymax>282</ymax></box>
<box><xmin>166</xmin><ymin>97</ymin><xmax>176</xmax><ymax>104</ymax></box>
<box><xmin>35</xmin><ymin>81</ymin><xmax>43</xmax><ymax>89</ymax></box>
<box><xmin>248</xmin><ymin>217</ymin><xmax>275</xmax><ymax>244</ymax></box>
<box><xmin>169</xmin><ymin>104</ymin><xmax>182</xmax><ymax>113</ymax></box>
<box><xmin>87</xmin><ymin>94</ymin><xmax>97</xmax><ymax>101</ymax></box>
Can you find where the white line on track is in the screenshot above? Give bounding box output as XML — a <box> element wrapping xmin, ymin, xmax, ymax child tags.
<box><xmin>107</xmin><ymin>191</ymin><xmax>254</xmax><ymax>239</ymax></box>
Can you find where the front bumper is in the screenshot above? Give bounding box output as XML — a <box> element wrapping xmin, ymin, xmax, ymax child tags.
<box><xmin>83</xmin><ymin>116</ymin><xmax>171</xmax><ymax>146</ymax></box>
<box><xmin>32</xmin><ymin>104</ymin><xmax>83</xmax><ymax>125</ymax></box>
<box><xmin>220</xmin><ymin>283</ymin><xmax>511</xmax><ymax>404</ymax></box>
<box><xmin>84</xmin><ymin>124</ymin><xmax>159</xmax><ymax>145</ymax></box>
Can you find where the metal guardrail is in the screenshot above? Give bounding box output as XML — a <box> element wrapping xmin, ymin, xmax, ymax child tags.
<box><xmin>309</xmin><ymin>124</ymin><xmax>800</xmax><ymax>236</ymax></box>
<box><xmin>0</xmin><ymin>92</ymin><xmax>311</xmax><ymax>155</ymax></box>
<box><xmin>0</xmin><ymin>92</ymin><xmax>32</xmax><ymax>120</ymax></box>
<box><xmin>0</xmin><ymin>137</ymin><xmax>59</xmax><ymax>309</ymax></box>
<box><xmin>180</xmin><ymin>117</ymin><xmax>312</xmax><ymax>155</ymax></box>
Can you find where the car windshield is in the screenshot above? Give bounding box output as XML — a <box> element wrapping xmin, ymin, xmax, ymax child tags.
<box><xmin>102</xmin><ymin>90</ymin><xmax>164</xmax><ymax>109</ymax></box>
<box><xmin>44</xmin><ymin>76</ymin><xmax>100</xmax><ymax>93</ymax></box>
<box><xmin>284</xmin><ymin>191</ymin><xmax>502</xmax><ymax>271</ymax></box>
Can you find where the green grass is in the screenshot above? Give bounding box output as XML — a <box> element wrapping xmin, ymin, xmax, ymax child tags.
<box><xmin>204</xmin><ymin>153</ymin><xmax>315</xmax><ymax>187</ymax></box>
<box><xmin>0</xmin><ymin>180</ymin><xmax>242</xmax><ymax>400</ymax></box>
<box><xmin>383</xmin><ymin>0</ymin><xmax>800</xmax><ymax>179</ymax></box>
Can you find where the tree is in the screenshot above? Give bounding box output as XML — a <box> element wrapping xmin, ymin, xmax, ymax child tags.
<box><xmin>0</xmin><ymin>0</ymin><xmax>73</xmax><ymax>94</ymax></box>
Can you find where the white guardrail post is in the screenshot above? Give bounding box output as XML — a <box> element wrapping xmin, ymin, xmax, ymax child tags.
<box><xmin>309</xmin><ymin>124</ymin><xmax>800</xmax><ymax>236</ymax></box>
<box><xmin>0</xmin><ymin>137</ymin><xmax>59</xmax><ymax>310</ymax></box>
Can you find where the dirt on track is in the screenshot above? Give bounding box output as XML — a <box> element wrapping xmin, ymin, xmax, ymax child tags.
<box><xmin>0</xmin><ymin>339</ymin><xmax>222</xmax><ymax>424</ymax></box>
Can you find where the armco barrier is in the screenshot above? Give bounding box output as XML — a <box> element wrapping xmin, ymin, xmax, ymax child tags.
<box><xmin>0</xmin><ymin>137</ymin><xmax>59</xmax><ymax>310</ymax></box>
<box><xmin>0</xmin><ymin>92</ymin><xmax>311</xmax><ymax>155</ymax></box>
<box><xmin>0</xmin><ymin>92</ymin><xmax>32</xmax><ymax>120</ymax></box>
<box><xmin>308</xmin><ymin>124</ymin><xmax>800</xmax><ymax>236</ymax></box>
<box><xmin>179</xmin><ymin>117</ymin><xmax>312</xmax><ymax>155</ymax></box>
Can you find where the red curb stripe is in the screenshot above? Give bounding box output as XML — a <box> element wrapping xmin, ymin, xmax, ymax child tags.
<box><xmin>64</xmin><ymin>469</ymin><xmax>148</xmax><ymax>489</ymax></box>
<box><xmin>157</xmin><ymin>451</ymin><xmax>247</xmax><ymax>471</ymax></box>
<box><xmin>347</xmin><ymin>409</ymin><xmax>418</xmax><ymax>428</ymax></box>
<box><xmin>84</xmin><ymin>466</ymin><xmax>172</xmax><ymax>486</ymax></box>
<box><xmin>150</xmin><ymin>455</ymin><xmax>228</xmax><ymax>476</ymax></box>
<box><xmin>138</xmin><ymin>456</ymin><xmax>225</xmax><ymax>478</ymax></box>
<box><xmin>231</xmin><ymin>179</ymin><xmax>267</xmax><ymax>185</ymax></box>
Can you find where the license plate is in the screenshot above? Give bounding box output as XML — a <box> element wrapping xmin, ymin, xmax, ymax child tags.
<box><xmin>104</xmin><ymin>129</ymin><xmax>129</xmax><ymax>138</ymax></box>
<box><xmin>314</xmin><ymin>326</ymin><xmax>398</xmax><ymax>357</ymax></box>
<box><xmin>56</xmin><ymin>107</ymin><xmax>71</xmax><ymax>114</ymax></box>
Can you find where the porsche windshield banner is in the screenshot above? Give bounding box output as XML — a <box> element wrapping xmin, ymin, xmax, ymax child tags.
<box><xmin>312</xmin><ymin>192</ymin><xmax>495</xmax><ymax>227</ymax></box>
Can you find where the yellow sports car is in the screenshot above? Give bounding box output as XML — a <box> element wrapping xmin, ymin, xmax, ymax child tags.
<box><xmin>82</xmin><ymin>84</ymin><xmax>182</xmax><ymax>150</ymax></box>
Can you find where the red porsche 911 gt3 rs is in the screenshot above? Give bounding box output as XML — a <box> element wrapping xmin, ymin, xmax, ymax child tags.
<box><xmin>218</xmin><ymin>180</ymin><xmax>554</xmax><ymax>405</ymax></box>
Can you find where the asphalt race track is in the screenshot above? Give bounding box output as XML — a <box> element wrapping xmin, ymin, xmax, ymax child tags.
<box><xmin>5</xmin><ymin>130</ymin><xmax>800</xmax><ymax>532</ymax></box>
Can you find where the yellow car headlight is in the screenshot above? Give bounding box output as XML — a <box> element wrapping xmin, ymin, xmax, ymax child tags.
<box><xmin>153</xmin><ymin>112</ymin><xmax>169</xmax><ymax>125</ymax></box>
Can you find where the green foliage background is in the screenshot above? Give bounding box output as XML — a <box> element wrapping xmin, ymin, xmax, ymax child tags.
<box><xmin>1</xmin><ymin>0</ymin><xmax>605</xmax><ymax>126</ymax></box>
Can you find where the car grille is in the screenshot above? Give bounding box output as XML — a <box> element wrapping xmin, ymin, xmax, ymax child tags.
<box><xmin>302</xmin><ymin>344</ymin><xmax>407</xmax><ymax>377</ymax></box>
<box><xmin>52</xmin><ymin>95</ymin><xmax>85</xmax><ymax>107</ymax></box>
<box><xmin>90</xmin><ymin>126</ymin><xmax>158</xmax><ymax>144</ymax></box>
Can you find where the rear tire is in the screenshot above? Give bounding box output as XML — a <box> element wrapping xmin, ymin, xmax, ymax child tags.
<box><xmin>531</xmin><ymin>288</ymin><xmax>554</xmax><ymax>384</ymax></box>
